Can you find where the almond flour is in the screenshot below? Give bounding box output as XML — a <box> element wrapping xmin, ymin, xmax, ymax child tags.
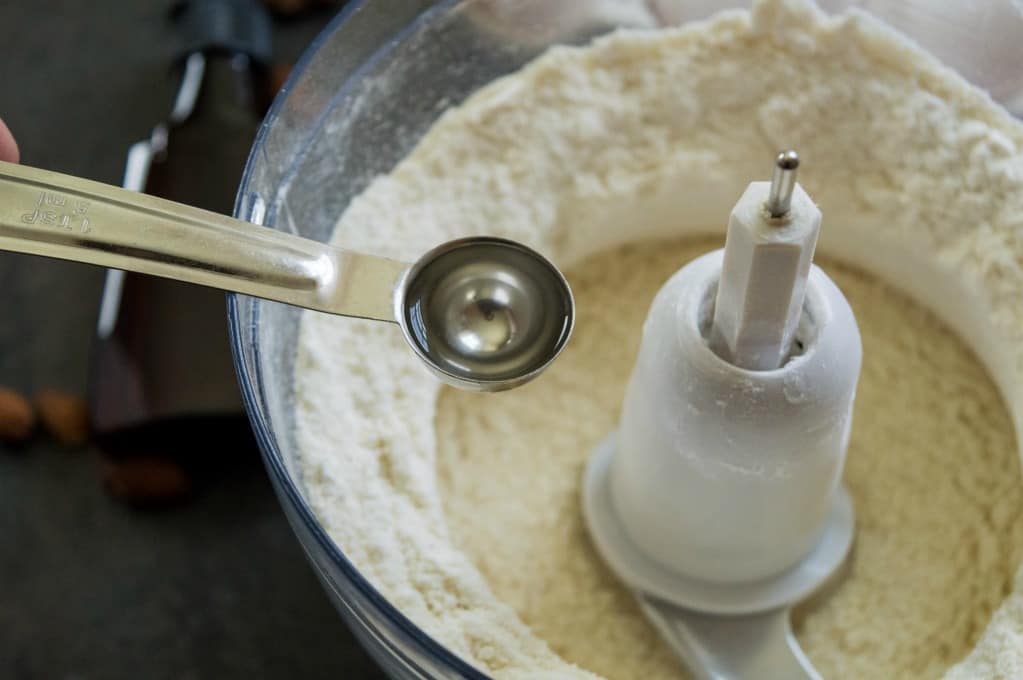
<box><xmin>294</xmin><ymin>1</ymin><xmax>1023</xmax><ymax>676</ymax></box>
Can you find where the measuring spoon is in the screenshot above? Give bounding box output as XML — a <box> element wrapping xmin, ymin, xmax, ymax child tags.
<box><xmin>0</xmin><ymin>161</ymin><xmax>574</xmax><ymax>391</ymax></box>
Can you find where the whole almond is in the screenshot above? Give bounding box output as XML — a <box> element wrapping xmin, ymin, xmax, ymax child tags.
<box><xmin>103</xmin><ymin>455</ymin><xmax>191</xmax><ymax>507</ymax></box>
<box><xmin>33</xmin><ymin>389</ymin><xmax>91</xmax><ymax>446</ymax></box>
<box><xmin>0</xmin><ymin>386</ymin><xmax>35</xmax><ymax>444</ymax></box>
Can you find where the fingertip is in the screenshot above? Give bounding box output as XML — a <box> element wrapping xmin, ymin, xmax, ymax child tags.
<box><xmin>0</xmin><ymin>118</ymin><xmax>20</xmax><ymax>164</ymax></box>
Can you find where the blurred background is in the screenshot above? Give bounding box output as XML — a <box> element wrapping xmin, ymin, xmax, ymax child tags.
<box><xmin>0</xmin><ymin>1</ymin><xmax>386</xmax><ymax>676</ymax></box>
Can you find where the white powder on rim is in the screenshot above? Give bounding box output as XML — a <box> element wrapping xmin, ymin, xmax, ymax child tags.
<box><xmin>292</xmin><ymin>0</ymin><xmax>1023</xmax><ymax>677</ymax></box>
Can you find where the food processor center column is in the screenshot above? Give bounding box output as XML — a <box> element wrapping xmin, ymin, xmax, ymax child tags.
<box><xmin>583</xmin><ymin>151</ymin><xmax>863</xmax><ymax>678</ymax></box>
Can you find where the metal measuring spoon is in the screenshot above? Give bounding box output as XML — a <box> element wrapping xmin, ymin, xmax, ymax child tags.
<box><xmin>0</xmin><ymin>161</ymin><xmax>574</xmax><ymax>391</ymax></box>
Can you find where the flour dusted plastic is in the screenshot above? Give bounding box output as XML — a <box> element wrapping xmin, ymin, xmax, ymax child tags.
<box><xmin>293</xmin><ymin>1</ymin><xmax>1023</xmax><ymax>677</ymax></box>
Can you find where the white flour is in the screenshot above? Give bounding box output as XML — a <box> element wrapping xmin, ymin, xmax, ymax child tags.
<box><xmin>293</xmin><ymin>0</ymin><xmax>1023</xmax><ymax>677</ymax></box>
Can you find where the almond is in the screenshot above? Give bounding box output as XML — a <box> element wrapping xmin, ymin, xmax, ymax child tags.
<box><xmin>103</xmin><ymin>455</ymin><xmax>191</xmax><ymax>507</ymax></box>
<box><xmin>0</xmin><ymin>386</ymin><xmax>35</xmax><ymax>444</ymax></box>
<box><xmin>33</xmin><ymin>389</ymin><xmax>91</xmax><ymax>446</ymax></box>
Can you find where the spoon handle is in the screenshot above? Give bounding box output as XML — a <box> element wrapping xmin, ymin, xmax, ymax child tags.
<box><xmin>0</xmin><ymin>161</ymin><xmax>407</xmax><ymax>322</ymax></box>
<box><xmin>638</xmin><ymin>595</ymin><xmax>820</xmax><ymax>680</ymax></box>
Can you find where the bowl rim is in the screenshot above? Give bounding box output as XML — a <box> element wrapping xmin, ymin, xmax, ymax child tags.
<box><xmin>228</xmin><ymin>2</ymin><xmax>489</xmax><ymax>676</ymax></box>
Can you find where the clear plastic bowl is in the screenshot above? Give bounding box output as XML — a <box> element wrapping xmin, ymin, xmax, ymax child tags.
<box><xmin>228</xmin><ymin>1</ymin><xmax>1023</xmax><ymax>676</ymax></box>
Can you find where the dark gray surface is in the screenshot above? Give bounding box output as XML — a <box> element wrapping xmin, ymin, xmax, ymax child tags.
<box><xmin>0</xmin><ymin>2</ymin><xmax>386</xmax><ymax>678</ymax></box>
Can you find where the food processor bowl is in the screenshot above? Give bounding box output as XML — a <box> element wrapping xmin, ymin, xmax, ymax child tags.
<box><xmin>228</xmin><ymin>1</ymin><xmax>1023</xmax><ymax>676</ymax></box>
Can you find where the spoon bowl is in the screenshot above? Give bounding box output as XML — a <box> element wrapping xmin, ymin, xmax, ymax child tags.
<box><xmin>397</xmin><ymin>237</ymin><xmax>574</xmax><ymax>391</ymax></box>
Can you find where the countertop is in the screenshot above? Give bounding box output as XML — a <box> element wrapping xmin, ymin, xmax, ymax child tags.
<box><xmin>0</xmin><ymin>2</ymin><xmax>386</xmax><ymax>677</ymax></box>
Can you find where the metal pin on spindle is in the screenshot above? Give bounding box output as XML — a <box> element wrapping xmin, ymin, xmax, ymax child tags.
<box><xmin>765</xmin><ymin>149</ymin><xmax>800</xmax><ymax>218</ymax></box>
